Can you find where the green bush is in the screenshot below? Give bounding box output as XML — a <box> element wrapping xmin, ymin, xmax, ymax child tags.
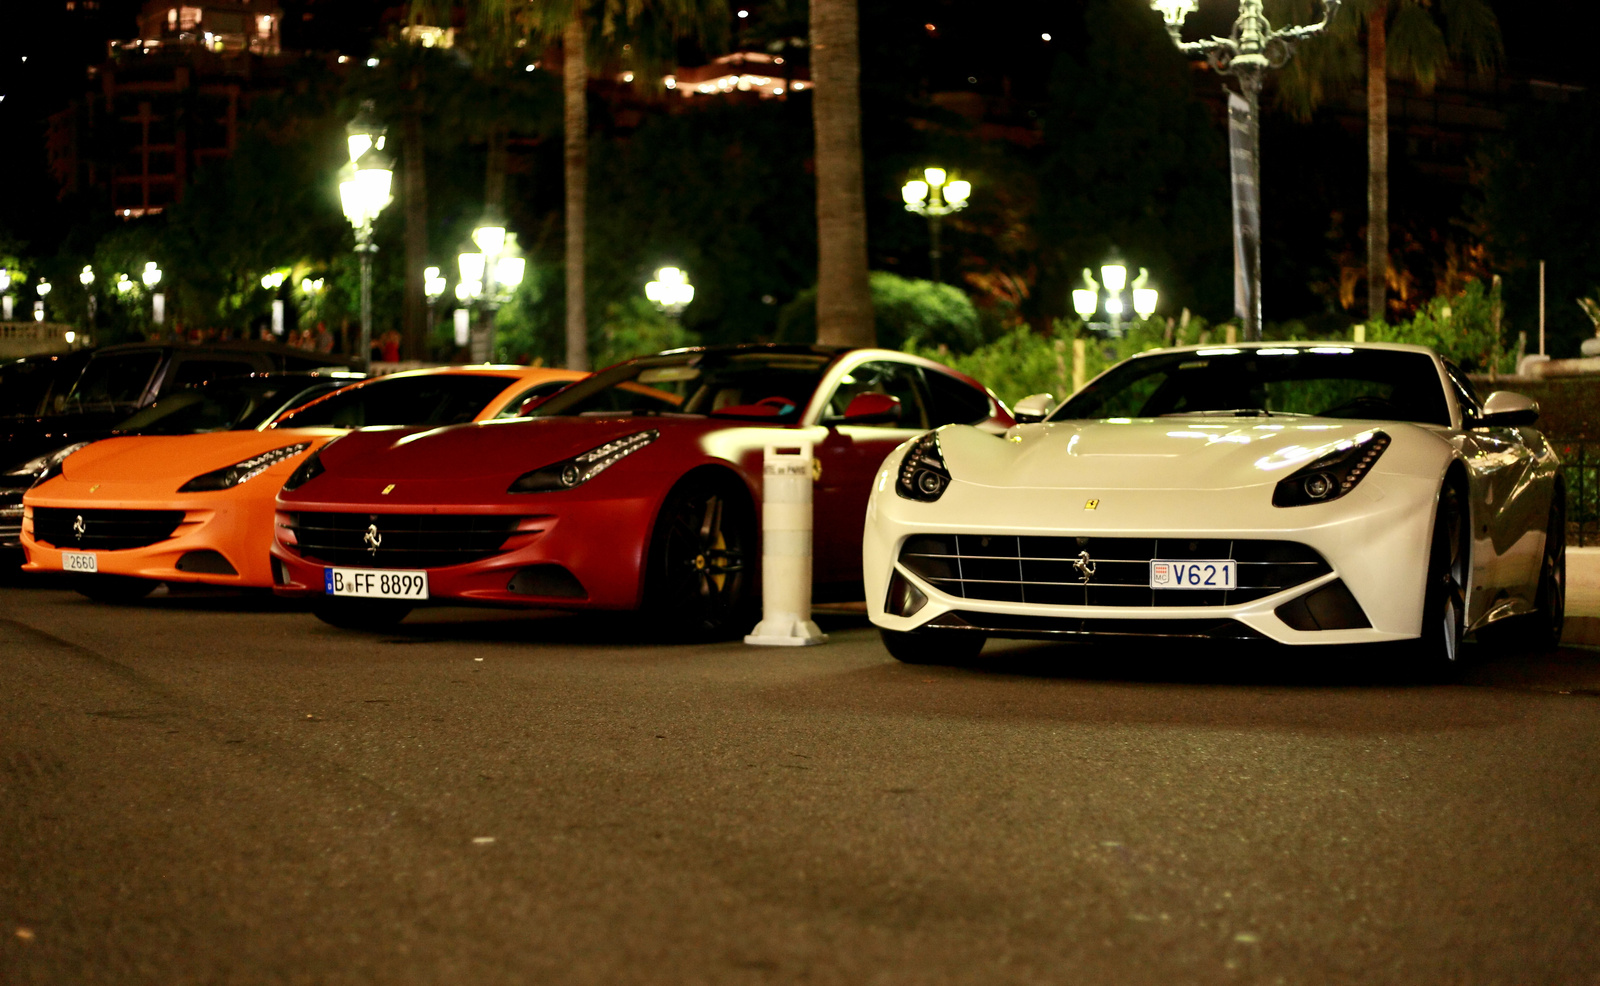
<box><xmin>1365</xmin><ymin>279</ymin><xmax>1513</xmax><ymax>373</ymax></box>
<box><xmin>777</xmin><ymin>271</ymin><xmax>981</xmax><ymax>352</ymax></box>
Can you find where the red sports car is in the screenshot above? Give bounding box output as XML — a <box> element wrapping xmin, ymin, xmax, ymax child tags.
<box><xmin>270</xmin><ymin>345</ymin><xmax>1012</xmax><ymax>634</ymax></box>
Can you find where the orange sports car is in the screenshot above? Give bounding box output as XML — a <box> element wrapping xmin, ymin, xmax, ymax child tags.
<box><xmin>22</xmin><ymin>365</ymin><xmax>585</xmax><ymax>601</ymax></box>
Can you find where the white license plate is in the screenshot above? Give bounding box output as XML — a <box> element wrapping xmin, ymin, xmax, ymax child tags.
<box><xmin>324</xmin><ymin>568</ymin><xmax>429</xmax><ymax>599</ymax></box>
<box><xmin>62</xmin><ymin>551</ymin><xmax>98</xmax><ymax>573</ymax></box>
<box><xmin>1150</xmin><ymin>559</ymin><xmax>1236</xmax><ymax>590</ymax></box>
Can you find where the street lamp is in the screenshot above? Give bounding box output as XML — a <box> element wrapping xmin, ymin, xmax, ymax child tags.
<box><xmin>79</xmin><ymin>265</ymin><xmax>96</xmax><ymax>340</ymax></box>
<box><xmin>423</xmin><ymin>265</ymin><xmax>447</xmax><ymax>347</ymax></box>
<box><xmin>262</xmin><ymin>270</ymin><xmax>288</xmax><ymax>337</ymax></box>
<box><xmin>456</xmin><ymin>219</ymin><xmax>524</xmax><ymax>362</ymax></box>
<box><xmin>1073</xmin><ymin>261</ymin><xmax>1158</xmax><ymax>337</ymax></box>
<box><xmin>1151</xmin><ymin>0</ymin><xmax>1340</xmax><ymax>342</ymax></box>
<box><xmin>115</xmin><ymin>273</ymin><xmax>134</xmax><ymax>295</ymax></box>
<box><xmin>900</xmin><ymin>167</ymin><xmax>972</xmax><ymax>282</ymax></box>
<box><xmin>35</xmin><ymin>279</ymin><xmax>51</xmax><ymax>322</ymax></box>
<box><xmin>141</xmin><ymin>262</ymin><xmax>164</xmax><ymax>328</ymax></box>
<box><xmin>339</xmin><ymin>110</ymin><xmax>395</xmax><ymax>369</ymax></box>
<box><xmin>645</xmin><ymin>266</ymin><xmax>695</xmax><ymax>316</ymax></box>
<box><xmin>0</xmin><ymin>268</ymin><xmax>11</xmax><ymax>320</ymax></box>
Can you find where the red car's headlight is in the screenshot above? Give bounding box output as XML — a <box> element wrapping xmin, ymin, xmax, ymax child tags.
<box><xmin>177</xmin><ymin>443</ymin><xmax>312</xmax><ymax>493</ymax></box>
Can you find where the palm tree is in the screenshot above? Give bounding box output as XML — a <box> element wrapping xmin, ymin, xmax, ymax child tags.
<box><xmin>517</xmin><ymin>0</ymin><xmax>727</xmax><ymax>371</ymax></box>
<box><xmin>1274</xmin><ymin>0</ymin><xmax>1500</xmax><ymax>322</ymax></box>
<box><xmin>808</xmin><ymin>0</ymin><xmax>872</xmax><ymax>347</ymax></box>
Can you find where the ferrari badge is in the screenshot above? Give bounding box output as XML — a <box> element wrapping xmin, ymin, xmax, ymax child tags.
<box><xmin>1084</xmin><ymin>499</ymin><xmax>1099</xmax><ymax>510</ymax></box>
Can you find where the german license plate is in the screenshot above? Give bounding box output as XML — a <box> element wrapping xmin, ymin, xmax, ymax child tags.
<box><xmin>62</xmin><ymin>551</ymin><xmax>97</xmax><ymax>573</ymax></box>
<box><xmin>324</xmin><ymin>567</ymin><xmax>429</xmax><ymax>599</ymax></box>
<box><xmin>1150</xmin><ymin>559</ymin><xmax>1236</xmax><ymax>589</ymax></box>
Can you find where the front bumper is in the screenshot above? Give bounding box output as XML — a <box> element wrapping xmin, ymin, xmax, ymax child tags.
<box><xmin>21</xmin><ymin>485</ymin><xmax>282</xmax><ymax>587</ymax></box>
<box><xmin>864</xmin><ymin>471</ymin><xmax>1439</xmax><ymax>647</ymax></box>
<box><xmin>268</xmin><ymin>494</ymin><xmax>660</xmax><ymax>610</ymax></box>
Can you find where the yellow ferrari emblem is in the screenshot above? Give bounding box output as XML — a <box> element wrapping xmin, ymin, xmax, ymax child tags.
<box><xmin>89</xmin><ymin>484</ymin><xmax>100</xmax><ymax>493</ymax></box>
<box><xmin>811</xmin><ymin>458</ymin><xmax>822</xmax><ymax>482</ymax></box>
<box><xmin>381</xmin><ymin>484</ymin><xmax>396</xmax><ymax>495</ymax></box>
<box><xmin>1084</xmin><ymin>499</ymin><xmax>1099</xmax><ymax>510</ymax></box>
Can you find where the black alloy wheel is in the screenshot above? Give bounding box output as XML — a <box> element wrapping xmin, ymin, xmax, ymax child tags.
<box><xmin>311</xmin><ymin>599</ymin><xmax>413</xmax><ymax>631</ymax></box>
<box><xmin>1531</xmin><ymin>495</ymin><xmax>1567</xmax><ymax>649</ymax></box>
<box><xmin>879</xmin><ymin>627</ymin><xmax>988</xmax><ymax>665</ymax></box>
<box><xmin>1417</xmin><ymin>483</ymin><xmax>1467</xmax><ymax>670</ymax></box>
<box><xmin>645</xmin><ymin>475</ymin><xmax>755</xmax><ymax>639</ymax></box>
<box><xmin>74</xmin><ymin>575</ymin><xmax>159</xmax><ymax>604</ymax></box>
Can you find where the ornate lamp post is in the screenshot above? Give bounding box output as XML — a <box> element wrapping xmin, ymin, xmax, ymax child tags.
<box><xmin>644</xmin><ymin>266</ymin><xmax>695</xmax><ymax>316</ymax></box>
<box><xmin>900</xmin><ymin>168</ymin><xmax>971</xmax><ymax>282</ymax></box>
<box><xmin>456</xmin><ymin>221</ymin><xmax>525</xmax><ymax>363</ymax></box>
<box><xmin>339</xmin><ymin>112</ymin><xmax>395</xmax><ymax>370</ymax></box>
<box><xmin>77</xmin><ymin>265</ymin><xmax>96</xmax><ymax>343</ymax></box>
<box><xmin>1150</xmin><ymin>0</ymin><xmax>1339</xmax><ymax>342</ymax></box>
<box><xmin>34</xmin><ymin>279</ymin><xmax>51</xmax><ymax>322</ymax></box>
<box><xmin>1073</xmin><ymin>260</ymin><xmax>1159</xmax><ymax>338</ymax></box>
<box><xmin>424</xmin><ymin>265</ymin><xmax>446</xmax><ymax>337</ymax></box>
<box><xmin>0</xmin><ymin>268</ymin><xmax>12</xmax><ymax>321</ymax></box>
<box><xmin>141</xmin><ymin>262</ymin><xmax>164</xmax><ymax>328</ymax></box>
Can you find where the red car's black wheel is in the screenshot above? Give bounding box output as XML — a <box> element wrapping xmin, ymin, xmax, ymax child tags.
<box><xmin>1530</xmin><ymin>494</ymin><xmax>1567</xmax><ymax>650</ymax></box>
<box><xmin>645</xmin><ymin>474</ymin><xmax>755</xmax><ymax>639</ymax></box>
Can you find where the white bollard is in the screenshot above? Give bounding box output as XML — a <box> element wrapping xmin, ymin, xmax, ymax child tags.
<box><xmin>744</xmin><ymin>442</ymin><xmax>828</xmax><ymax>647</ymax></box>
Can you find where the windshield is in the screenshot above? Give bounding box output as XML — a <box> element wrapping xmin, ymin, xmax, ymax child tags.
<box><xmin>530</xmin><ymin>350</ymin><xmax>829</xmax><ymax>420</ymax></box>
<box><xmin>112</xmin><ymin>376</ymin><xmax>351</xmax><ymax>435</ymax></box>
<box><xmin>62</xmin><ymin>351</ymin><xmax>164</xmax><ymax>412</ymax></box>
<box><xmin>272</xmin><ymin>373</ymin><xmax>518</xmax><ymax>429</ymax></box>
<box><xmin>1053</xmin><ymin>347</ymin><xmax>1451</xmax><ymax>426</ymax></box>
<box><xmin>0</xmin><ymin>357</ymin><xmax>77</xmax><ymax>417</ymax></box>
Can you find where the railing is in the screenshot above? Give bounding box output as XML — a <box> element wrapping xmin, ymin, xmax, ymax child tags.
<box><xmin>1556</xmin><ymin>442</ymin><xmax>1600</xmax><ymax>547</ymax></box>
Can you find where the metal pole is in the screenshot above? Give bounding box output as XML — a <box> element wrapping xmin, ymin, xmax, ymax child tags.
<box><xmin>928</xmin><ymin>213</ymin><xmax>943</xmax><ymax>283</ymax></box>
<box><xmin>358</xmin><ymin>238</ymin><xmax>374</xmax><ymax>372</ymax></box>
<box><xmin>1243</xmin><ymin>75</ymin><xmax>1263</xmax><ymax>342</ymax></box>
<box><xmin>1539</xmin><ymin>260</ymin><xmax>1546</xmax><ymax>356</ymax></box>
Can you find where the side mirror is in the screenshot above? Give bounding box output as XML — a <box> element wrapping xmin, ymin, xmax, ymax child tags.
<box><xmin>1012</xmin><ymin>393</ymin><xmax>1057</xmax><ymax>424</ymax></box>
<box><xmin>1477</xmin><ymin>390</ymin><xmax>1539</xmax><ymax>428</ymax></box>
<box><xmin>842</xmin><ymin>392</ymin><xmax>901</xmax><ymax>424</ymax></box>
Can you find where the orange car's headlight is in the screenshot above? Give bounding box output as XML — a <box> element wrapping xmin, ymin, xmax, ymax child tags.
<box><xmin>177</xmin><ymin>443</ymin><xmax>312</xmax><ymax>493</ymax></box>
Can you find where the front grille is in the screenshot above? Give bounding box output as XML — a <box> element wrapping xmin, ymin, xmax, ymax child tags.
<box><xmin>285</xmin><ymin>512</ymin><xmax>524</xmax><ymax>569</ymax></box>
<box><xmin>1</xmin><ymin>489</ymin><xmax>22</xmax><ymax>547</ymax></box>
<box><xmin>899</xmin><ymin>534</ymin><xmax>1330</xmax><ymax>608</ymax></box>
<box><xmin>31</xmin><ymin>507</ymin><xmax>186</xmax><ymax>550</ymax></box>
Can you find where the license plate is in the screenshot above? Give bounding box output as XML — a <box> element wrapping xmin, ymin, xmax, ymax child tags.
<box><xmin>62</xmin><ymin>551</ymin><xmax>98</xmax><ymax>573</ymax></box>
<box><xmin>1150</xmin><ymin>559</ymin><xmax>1236</xmax><ymax>589</ymax></box>
<box><xmin>324</xmin><ymin>568</ymin><xmax>429</xmax><ymax>599</ymax></box>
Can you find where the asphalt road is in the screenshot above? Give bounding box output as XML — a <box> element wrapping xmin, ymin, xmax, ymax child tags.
<box><xmin>3</xmin><ymin>568</ymin><xmax>1600</xmax><ymax>985</ymax></box>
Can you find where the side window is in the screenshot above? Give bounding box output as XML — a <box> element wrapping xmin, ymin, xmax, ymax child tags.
<box><xmin>171</xmin><ymin>359</ymin><xmax>254</xmax><ymax>387</ymax></box>
<box><xmin>493</xmin><ymin>380</ymin><xmax>573</xmax><ymax>418</ymax></box>
<box><xmin>824</xmin><ymin>360</ymin><xmax>930</xmax><ymax>429</ymax></box>
<box><xmin>68</xmin><ymin>352</ymin><xmax>163</xmax><ymax>408</ymax></box>
<box><xmin>923</xmin><ymin>367</ymin><xmax>993</xmax><ymax>426</ymax></box>
<box><xmin>1443</xmin><ymin>363</ymin><xmax>1482</xmax><ymax>425</ymax></box>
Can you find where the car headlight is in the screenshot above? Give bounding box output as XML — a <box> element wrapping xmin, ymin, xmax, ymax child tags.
<box><xmin>5</xmin><ymin>442</ymin><xmax>92</xmax><ymax>485</ymax></box>
<box><xmin>896</xmin><ymin>429</ymin><xmax>951</xmax><ymax>502</ymax></box>
<box><xmin>280</xmin><ymin>435</ymin><xmax>345</xmax><ymax>493</ymax></box>
<box><xmin>509</xmin><ymin>430</ymin><xmax>659</xmax><ymax>493</ymax></box>
<box><xmin>176</xmin><ymin>443</ymin><xmax>312</xmax><ymax>493</ymax></box>
<box><xmin>1272</xmin><ymin>430</ymin><xmax>1390</xmax><ymax>507</ymax></box>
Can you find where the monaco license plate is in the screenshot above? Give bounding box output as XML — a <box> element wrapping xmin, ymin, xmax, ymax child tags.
<box><xmin>1150</xmin><ymin>559</ymin><xmax>1236</xmax><ymax>590</ymax></box>
<box><xmin>61</xmin><ymin>551</ymin><xmax>97</xmax><ymax>573</ymax></box>
<box><xmin>324</xmin><ymin>567</ymin><xmax>429</xmax><ymax>600</ymax></box>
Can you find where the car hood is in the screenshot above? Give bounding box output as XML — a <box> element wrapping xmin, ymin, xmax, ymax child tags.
<box><xmin>943</xmin><ymin>417</ymin><xmax>1405</xmax><ymax>491</ymax></box>
<box><xmin>59</xmin><ymin>428</ymin><xmax>341</xmax><ymax>485</ymax></box>
<box><xmin>316</xmin><ymin>415</ymin><xmax>709</xmax><ymax>483</ymax></box>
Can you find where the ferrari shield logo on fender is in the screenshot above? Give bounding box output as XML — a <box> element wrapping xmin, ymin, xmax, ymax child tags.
<box><xmin>73</xmin><ymin>514</ymin><xmax>86</xmax><ymax>541</ymax></box>
<box><xmin>381</xmin><ymin>484</ymin><xmax>395</xmax><ymax>495</ymax></box>
<box><xmin>1084</xmin><ymin>499</ymin><xmax>1099</xmax><ymax>510</ymax></box>
<box><xmin>364</xmin><ymin>523</ymin><xmax>382</xmax><ymax>555</ymax></box>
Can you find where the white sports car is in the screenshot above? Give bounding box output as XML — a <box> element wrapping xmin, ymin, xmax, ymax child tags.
<box><xmin>863</xmin><ymin>342</ymin><xmax>1565</xmax><ymax>668</ymax></box>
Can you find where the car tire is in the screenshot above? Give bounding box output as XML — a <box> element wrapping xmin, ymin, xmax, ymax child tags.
<box><xmin>1416</xmin><ymin>482</ymin><xmax>1467</xmax><ymax>670</ymax></box>
<box><xmin>879</xmin><ymin>627</ymin><xmax>987</xmax><ymax>665</ymax></box>
<box><xmin>312</xmin><ymin>599</ymin><xmax>413</xmax><ymax>631</ymax></box>
<box><xmin>644</xmin><ymin>473</ymin><xmax>756</xmax><ymax>640</ymax></box>
<box><xmin>74</xmin><ymin>575</ymin><xmax>158</xmax><ymax>604</ymax></box>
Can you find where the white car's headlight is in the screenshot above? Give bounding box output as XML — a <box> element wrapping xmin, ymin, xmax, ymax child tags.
<box><xmin>177</xmin><ymin>443</ymin><xmax>313</xmax><ymax>492</ymax></box>
<box><xmin>1272</xmin><ymin>431</ymin><xmax>1390</xmax><ymax>507</ymax></box>
<box><xmin>896</xmin><ymin>430</ymin><xmax>951</xmax><ymax>502</ymax></box>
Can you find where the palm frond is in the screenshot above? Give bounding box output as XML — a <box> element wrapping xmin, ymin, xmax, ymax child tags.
<box><xmin>1387</xmin><ymin>0</ymin><xmax>1447</xmax><ymax>90</ymax></box>
<box><xmin>1439</xmin><ymin>0</ymin><xmax>1502</xmax><ymax>72</ymax></box>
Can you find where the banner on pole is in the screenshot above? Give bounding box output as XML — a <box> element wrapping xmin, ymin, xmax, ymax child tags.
<box><xmin>1227</xmin><ymin>91</ymin><xmax>1259</xmax><ymax>324</ymax></box>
